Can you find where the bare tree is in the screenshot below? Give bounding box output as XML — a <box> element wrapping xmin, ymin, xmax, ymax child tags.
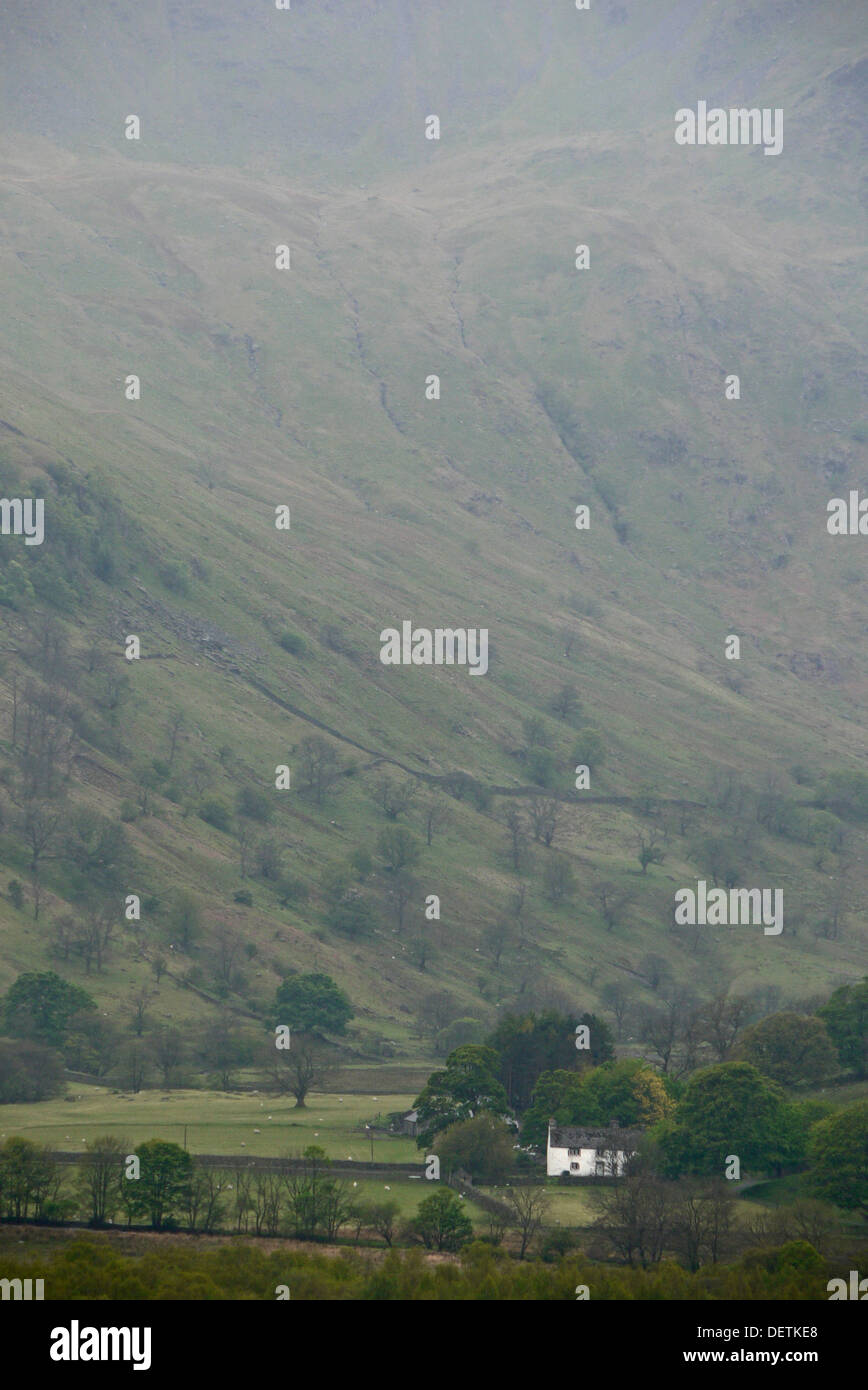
<box><xmin>267</xmin><ymin>1033</ymin><xmax>335</xmax><ymax>1108</ymax></box>
<box><xmin>418</xmin><ymin>991</ymin><xmax>457</xmax><ymax>1037</ymax></box>
<box><xmin>637</xmin><ymin>831</ymin><xmax>665</xmax><ymax>874</ymax></box>
<box><xmin>375</xmin><ymin>774</ymin><xmax>417</xmax><ymax>820</ymax></box>
<box><xmin>236</xmin><ymin>821</ymin><xmax>256</xmax><ymax>878</ymax></box>
<box><xmin>529</xmin><ymin>796</ymin><xmax>561</xmax><ymax>847</ymax></box>
<box><xmin>505</xmin><ymin>1186</ymin><xmax>551</xmax><ymax>1259</ymax></box>
<box><xmin>601</xmin><ymin>980</ymin><xmax>635</xmax><ymax>1040</ymax></box>
<box><xmin>388</xmin><ymin>870</ymin><xmax>417</xmax><ymax>934</ymax></box>
<box><xmin>639</xmin><ymin>953</ymin><xmax>672</xmax><ymax>994</ymax></box>
<box><xmin>551</xmin><ymin>682</ymin><xmax>581</xmax><ymax>722</ymax></box>
<box><xmin>213</xmin><ymin>923</ymin><xmax>244</xmax><ymax>992</ymax></box>
<box><xmin>16</xmin><ymin>681</ymin><xmax>77</xmax><ymax>799</ymax></box>
<box><xmin>672</xmin><ymin>1180</ymin><xmax>735</xmax><ymax>1271</ymax></box>
<box><xmin>640</xmin><ymin>987</ymin><xmax>699</xmax><ymax>1076</ymax></box>
<box><xmin>255</xmin><ymin>836</ymin><xmax>284</xmax><ymax>880</ymax></box>
<box><xmin>597</xmin><ymin>882</ymin><xmax>630</xmax><ymax>932</ymax></box>
<box><xmin>503</xmin><ymin>807</ymin><xmax>529</xmax><ymax>873</ymax></box>
<box><xmin>594</xmin><ymin>1168</ymin><xmax>677</xmax><ymax>1268</ymax></box>
<box><xmin>51</xmin><ymin>913</ymin><xmax>78</xmax><ymax>963</ymax></box>
<box><xmin>79</xmin><ymin>1135</ymin><xmax>128</xmax><ymax>1227</ymax></box>
<box><xmin>298</xmin><ymin>736</ymin><xmax>342</xmax><ymax>804</ymax></box>
<box><xmin>130</xmin><ymin>986</ymin><xmax>155</xmax><ymax>1036</ymax></box>
<box><xmin>151</xmin><ymin>1027</ymin><xmax>186</xmax><ymax>1088</ymax></box>
<box><xmin>409</xmin><ymin>929</ymin><xmax>433</xmax><ymax>972</ymax></box>
<box><xmin>698</xmin><ymin>992</ymin><xmax>751</xmax><ymax>1061</ymax></box>
<box><xmin>69</xmin><ymin>899</ymin><xmax>118</xmax><ymax>974</ymax></box>
<box><xmin>423</xmin><ymin>796</ymin><xmax>452</xmax><ymax>846</ymax></box>
<box><xmin>482</xmin><ymin>919</ymin><xmax>515</xmax><ymax>971</ymax></box>
<box><xmin>165</xmin><ymin>708</ymin><xmax>186</xmax><ymax>767</ymax></box>
<box><xmin>543</xmin><ymin>853</ymin><xmax>576</xmax><ymax>904</ymax></box>
<box><xmin>21</xmin><ymin>800</ymin><xmax>63</xmax><ymax>920</ymax></box>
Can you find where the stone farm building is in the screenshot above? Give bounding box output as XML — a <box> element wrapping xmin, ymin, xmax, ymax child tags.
<box><xmin>546</xmin><ymin>1120</ymin><xmax>641</xmax><ymax>1178</ymax></box>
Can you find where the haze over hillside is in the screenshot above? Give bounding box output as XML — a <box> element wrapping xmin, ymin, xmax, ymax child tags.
<box><xmin>0</xmin><ymin>0</ymin><xmax>866</xmax><ymax>1073</ymax></box>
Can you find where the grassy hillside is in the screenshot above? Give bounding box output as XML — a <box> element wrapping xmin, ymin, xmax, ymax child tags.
<box><xmin>0</xmin><ymin>0</ymin><xmax>865</xmax><ymax>1079</ymax></box>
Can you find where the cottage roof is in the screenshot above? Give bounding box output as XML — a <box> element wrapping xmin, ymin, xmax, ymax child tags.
<box><xmin>549</xmin><ymin>1122</ymin><xmax>642</xmax><ymax>1151</ymax></box>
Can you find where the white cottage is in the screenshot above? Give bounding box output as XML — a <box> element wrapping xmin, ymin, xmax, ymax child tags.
<box><xmin>546</xmin><ymin>1120</ymin><xmax>640</xmax><ymax>1178</ymax></box>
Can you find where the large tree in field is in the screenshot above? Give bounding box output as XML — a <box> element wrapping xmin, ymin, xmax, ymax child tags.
<box><xmin>0</xmin><ymin>1038</ymin><xmax>65</xmax><ymax>1103</ymax></box>
<box><xmin>818</xmin><ymin>978</ymin><xmax>868</xmax><ymax>1078</ymax></box>
<box><xmin>413</xmin><ymin>1045</ymin><xmax>510</xmax><ymax>1146</ymax></box>
<box><xmin>274</xmin><ymin>972</ymin><xmax>353</xmax><ymax>1035</ymax></box>
<box><xmin>807</xmin><ymin>1101</ymin><xmax>868</xmax><ymax>1217</ymax></box>
<box><xmin>410</xmin><ymin>1188</ymin><xmax>473</xmax><ymax>1252</ymax></box>
<box><xmin>2</xmin><ymin>971</ymin><xmax>95</xmax><ymax>1049</ymax></box>
<box><xmin>658</xmin><ymin>1062</ymin><xmax>784</xmax><ymax>1177</ymax></box>
<box><xmin>133</xmin><ymin>1140</ymin><xmax>193</xmax><ymax>1231</ymax></box>
<box><xmin>736</xmin><ymin>1012</ymin><xmax>838</xmax><ymax>1087</ymax></box>
<box><xmin>437</xmin><ymin>1114</ymin><xmax>516</xmax><ymax>1183</ymax></box>
<box><xmin>266</xmin><ymin>1032</ymin><xmax>335</xmax><ymax>1108</ymax></box>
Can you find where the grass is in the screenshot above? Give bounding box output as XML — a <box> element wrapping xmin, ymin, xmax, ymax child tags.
<box><xmin>739</xmin><ymin>1174</ymin><xmax>812</xmax><ymax>1208</ymax></box>
<box><xmin>343</xmin><ymin>1177</ymin><xmax>489</xmax><ymax>1228</ymax></box>
<box><xmin>0</xmin><ymin>1088</ymin><xmax>420</xmax><ymax>1162</ymax></box>
<box><xmin>479</xmin><ymin>1183</ymin><xmax>602</xmax><ymax>1227</ymax></box>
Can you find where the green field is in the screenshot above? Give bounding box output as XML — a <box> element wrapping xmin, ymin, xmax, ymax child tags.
<box><xmin>0</xmin><ymin>1088</ymin><xmax>420</xmax><ymax>1162</ymax></box>
<box><xmin>344</xmin><ymin>1177</ymin><xmax>489</xmax><ymax>1228</ymax></box>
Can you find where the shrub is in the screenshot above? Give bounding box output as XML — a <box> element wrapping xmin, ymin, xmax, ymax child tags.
<box><xmin>236</xmin><ymin>786</ymin><xmax>274</xmax><ymax>823</ymax></box>
<box><xmin>159</xmin><ymin>562</ymin><xmax>190</xmax><ymax>595</ymax></box>
<box><xmin>571</xmin><ymin>728</ymin><xmax>606</xmax><ymax>770</ymax></box>
<box><xmin>278</xmin><ymin>630</ymin><xmax>307</xmax><ymax>656</ymax></box>
<box><xmin>199</xmin><ymin>797</ymin><xmax>232</xmax><ymax>832</ymax></box>
<box><xmin>276</xmin><ymin>875</ymin><xmax>309</xmax><ymax>907</ymax></box>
